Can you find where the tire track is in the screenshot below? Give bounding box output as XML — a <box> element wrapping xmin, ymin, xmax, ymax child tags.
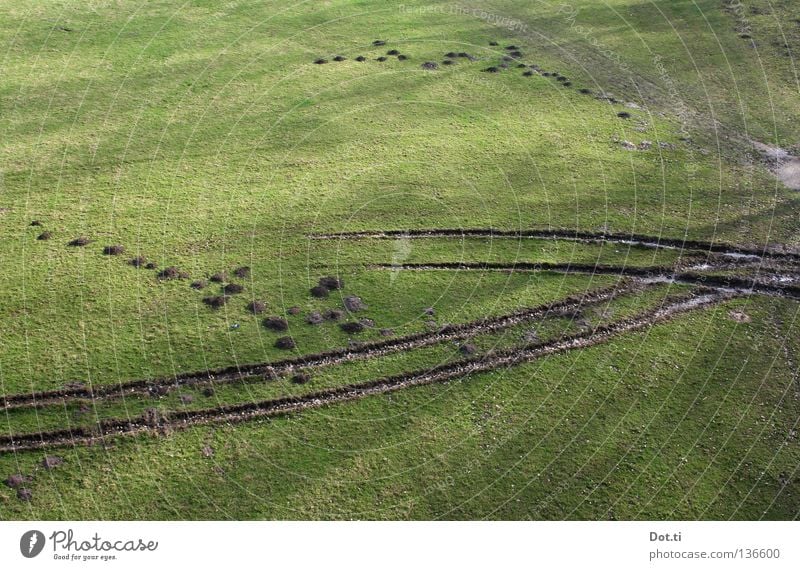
<box><xmin>309</xmin><ymin>228</ymin><xmax>800</xmax><ymax>262</ymax></box>
<box><xmin>372</xmin><ymin>262</ymin><xmax>800</xmax><ymax>300</ymax></box>
<box><xmin>0</xmin><ymin>291</ymin><xmax>732</xmax><ymax>453</ymax></box>
<box><xmin>0</xmin><ymin>281</ymin><xmax>645</xmax><ymax>411</ymax></box>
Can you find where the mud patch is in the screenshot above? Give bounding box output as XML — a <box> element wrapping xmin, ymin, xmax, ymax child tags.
<box><xmin>310</xmin><ymin>285</ymin><xmax>330</xmax><ymax>298</ymax></box>
<box><xmin>306</xmin><ymin>312</ymin><xmax>324</xmax><ymax>325</ymax></box>
<box><xmin>203</xmin><ymin>295</ymin><xmax>229</xmax><ymax>309</ymax></box>
<box><xmin>275</xmin><ymin>336</ymin><xmax>296</xmax><ymax>350</ymax></box>
<box><xmin>223</xmin><ymin>283</ymin><xmax>244</xmax><ymax>295</ymax></box>
<box><xmin>340</xmin><ymin>321</ymin><xmax>365</xmax><ymax>334</ymax></box>
<box><xmin>247</xmin><ymin>300</ymin><xmax>266</xmax><ymax>314</ymax></box>
<box><xmin>68</xmin><ymin>237</ymin><xmax>91</xmax><ymax>247</ymax></box>
<box><xmin>41</xmin><ymin>455</ymin><xmax>64</xmax><ymax>469</ymax></box>
<box><xmin>103</xmin><ymin>245</ymin><xmax>125</xmax><ymax>256</ymax></box>
<box><xmin>263</xmin><ymin>316</ymin><xmax>289</xmax><ymax>332</ymax></box>
<box><xmin>777</xmin><ymin>158</ymin><xmax>800</xmax><ymax>190</ymax></box>
<box><xmin>158</xmin><ymin>266</ymin><xmax>188</xmax><ymax>280</ymax></box>
<box><xmin>233</xmin><ymin>266</ymin><xmax>251</xmax><ymax>278</ymax></box>
<box><xmin>344</xmin><ymin>296</ymin><xmax>367</xmax><ymax>312</ymax></box>
<box><xmin>319</xmin><ymin>276</ymin><xmax>344</xmax><ymax>290</ymax></box>
<box><xmin>729</xmin><ymin>310</ymin><xmax>751</xmax><ymax>323</ymax></box>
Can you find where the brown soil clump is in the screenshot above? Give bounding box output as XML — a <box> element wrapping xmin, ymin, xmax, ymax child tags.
<box><xmin>223</xmin><ymin>283</ymin><xmax>244</xmax><ymax>295</ymax></box>
<box><xmin>103</xmin><ymin>245</ymin><xmax>125</xmax><ymax>255</ymax></box>
<box><xmin>203</xmin><ymin>295</ymin><xmax>229</xmax><ymax>309</ymax></box>
<box><xmin>310</xmin><ymin>285</ymin><xmax>330</xmax><ymax>298</ymax></box>
<box><xmin>275</xmin><ymin>336</ymin><xmax>296</xmax><ymax>350</ymax></box>
<box><xmin>68</xmin><ymin>237</ymin><xmax>90</xmax><ymax>247</ymax></box>
<box><xmin>263</xmin><ymin>316</ymin><xmax>289</xmax><ymax>331</ymax></box>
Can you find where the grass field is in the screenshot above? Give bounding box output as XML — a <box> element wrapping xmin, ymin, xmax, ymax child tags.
<box><xmin>1</xmin><ymin>0</ymin><xmax>798</xmax><ymax>519</ymax></box>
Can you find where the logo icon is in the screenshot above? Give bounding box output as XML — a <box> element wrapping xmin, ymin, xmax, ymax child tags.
<box><xmin>20</xmin><ymin>530</ymin><xmax>46</xmax><ymax>558</ymax></box>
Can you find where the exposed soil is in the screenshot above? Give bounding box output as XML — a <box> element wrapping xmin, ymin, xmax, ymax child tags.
<box><xmin>344</xmin><ymin>296</ymin><xmax>367</xmax><ymax>312</ymax></box>
<box><xmin>0</xmin><ymin>281</ymin><xmax>658</xmax><ymax>411</ymax></box>
<box><xmin>103</xmin><ymin>245</ymin><xmax>125</xmax><ymax>256</ymax></box>
<box><xmin>263</xmin><ymin>316</ymin><xmax>289</xmax><ymax>332</ymax></box>
<box><xmin>209</xmin><ymin>272</ymin><xmax>227</xmax><ymax>283</ymax></box>
<box><xmin>319</xmin><ymin>276</ymin><xmax>344</xmax><ymax>290</ymax></box>
<box><xmin>306</xmin><ymin>312</ymin><xmax>324</xmax><ymax>325</ymax></box>
<box><xmin>129</xmin><ymin>256</ymin><xmax>147</xmax><ymax>268</ymax></box>
<box><xmin>275</xmin><ymin>336</ymin><xmax>296</xmax><ymax>350</ymax></box>
<box><xmin>4</xmin><ymin>473</ymin><xmax>26</xmax><ymax>488</ymax></box>
<box><xmin>223</xmin><ymin>283</ymin><xmax>244</xmax><ymax>295</ymax></box>
<box><xmin>37</xmin><ymin>231</ymin><xmax>52</xmax><ymax>241</ymax></box>
<box><xmin>340</xmin><ymin>321</ymin><xmax>365</xmax><ymax>334</ymax></box>
<box><xmin>0</xmin><ymin>290</ymin><xmax>729</xmax><ymax>453</ymax></box>
<box><xmin>190</xmin><ymin>280</ymin><xmax>208</xmax><ymax>290</ymax></box>
<box><xmin>373</xmin><ymin>262</ymin><xmax>800</xmax><ymax>300</ymax></box>
<box><xmin>309</xmin><ymin>227</ymin><xmax>800</xmax><ymax>261</ymax></box>
<box><xmin>333</xmin><ymin>55</ymin><xmax>346</xmax><ymax>62</ymax></box>
<box><xmin>158</xmin><ymin>266</ymin><xmax>188</xmax><ymax>280</ymax></box>
<box><xmin>291</xmin><ymin>373</ymin><xmax>311</xmax><ymax>385</ymax></box>
<box><xmin>310</xmin><ymin>285</ymin><xmax>330</xmax><ymax>298</ymax></box>
<box><xmin>421</xmin><ymin>62</ymin><xmax>439</xmax><ymax>70</ymax></box>
<box><xmin>288</xmin><ymin>306</ymin><xmax>301</xmax><ymax>315</ymax></box>
<box><xmin>324</xmin><ymin>308</ymin><xmax>344</xmax><ymax>321</ymax></box>
<box><xmin>41</xmin><ymin>455</ymin><xmax>63</xmax><ymax>469</ymax></box>
<box><xmin>68</xmin><ymin>237</ymin><xmax>91</xmax><ymax>247</ymax></box>
<box><xmin>247</xmin><ymin>300</ymin><xmax>266</xmax><ymax>314</ymax></box>
<box><xmin>203</xmin><ymin>295</ymin><xmax>229</xmax><ymax>309</ymax></box>
<box><xmin>233</xmin><ymin>266</ymin><xmax>251</xmax><ymax>278</ymax></box>
<box><xmin>777</xmin><ymin>158</ymin><xmax>800</xmax><ymax>190</ymax></box>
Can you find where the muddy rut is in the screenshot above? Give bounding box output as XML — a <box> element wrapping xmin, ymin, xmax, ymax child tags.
<box><xmin>0</xmin><ymin>282</ymin><xmax>645</xmax><ymax>411</ymax></box>
<box><xmin>0</xmin><ymin>291</ymin><xmax>732</xmax><ymax>453</ymax></box>
<box><xmin>310</xmin><ymin>228</ymin><xmax>800</xmax><ymax>262</ymax></box>
<box><xmin>373</xmin><ymin>262</ymin><xmax>800</xmax><ymax>300</ymax></box>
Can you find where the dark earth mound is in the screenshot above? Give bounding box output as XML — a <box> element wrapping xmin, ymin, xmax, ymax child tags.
<box><xmin>203</xmin><ymin>295</ymin><xmax>229</xmax><ymax>309</ymax></box>
<box><xmin>310</xmin><ymin>285</ymin><xmax>330</xmax><ymax>298</ymax></box>
<box><xmin>103</xmin><ymin>244</ymin><xmax>125</xmax><ymax>255</ymax></box>
<box><xmin>263</xmin><ymin>316</ymin><xmax>289</xmax><ymax>332</ymax></box>
<box><xmin>274</xmin><ymin>336</ymin><xmax>296</xmax><ymax>350</ymax></box>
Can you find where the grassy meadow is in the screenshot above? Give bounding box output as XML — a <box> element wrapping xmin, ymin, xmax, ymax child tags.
<box><xmin>0</xmin><ymin>0</ymin><xmax>798</xmax><ymax>519</ymax></box>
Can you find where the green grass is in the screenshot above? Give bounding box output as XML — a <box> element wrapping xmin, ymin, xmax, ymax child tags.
<box><xmin>1</xmin><ymin>0</ymin><xmax>798</xmax><ymax>520</ymax></box>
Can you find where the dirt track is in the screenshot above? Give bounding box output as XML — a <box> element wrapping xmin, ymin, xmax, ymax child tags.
<box><xmin>0</xmin><ymin>281</ymin><xmax>644</xmax><ymax>411</ymax></box>
<box><xmin>0</xmin><ymin>290</ymin><xmax>732</xmax><ymax>453</ymax></box>
<box><xmin>372</xmin><ymin>262</ymin><xmax>800</xmax><ymax>300</ymax></box>
<box><xmin>309</xmin><ymin>228</ymin><xmax>800</xmax><ymax>261</ymax></box>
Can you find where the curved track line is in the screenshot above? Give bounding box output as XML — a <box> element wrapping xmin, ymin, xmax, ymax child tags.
<box><xmin>0</xmin><ymin>291</ymin><xmax>732</xmax><ymax>453</ymax></box>
<box><xmin>0</xmin><ymin>281</ymin><xmax>644</xmax><ymax>411</ymax></box>
<box><xmin>309</xmin><ymin>228</ymin><xmax>800</xmax><ymax>262</ymax></box>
